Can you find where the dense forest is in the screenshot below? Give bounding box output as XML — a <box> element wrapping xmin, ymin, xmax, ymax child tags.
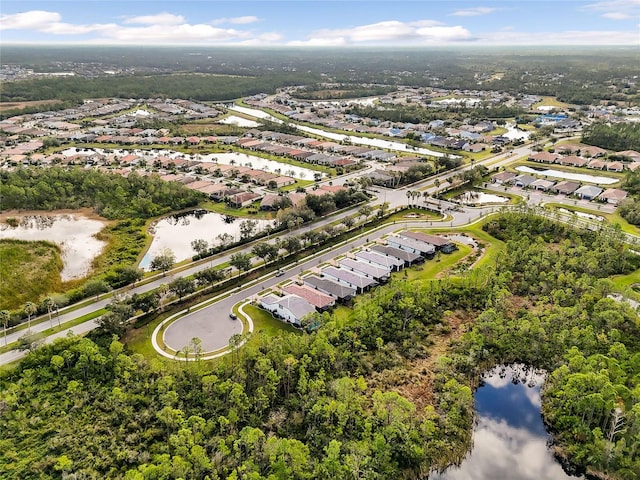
<box><xmin>0</xmin><ymin>167</ymin><xmax>203</xmax><ymax>219</ymax></box>
<box><xmin>0</xmin><ymin>73</ymin><xmax>306</xmax><ymax>103</ymax></box>
<box><xmin>2</xmin><ymin>46</ymin><xmax>638</xmax><ymax>105</ymax></box>
<box><xmin>618</xmin><ymin>169</ymin><xmax>640</xmax><ymax>226</ymax></box>
<box><xmin>346</xmin><ymin>103</ymin><xmax>523</xmax><ymax>124</ymax></box>
<box><xmin>1</xmin><ymin>213</ymin><xmax>638</xmax><ymax>479</ymax></box>
<box><xmin>582</xmin><ymin>122</ymin><xmax>640</xmax><ymax>152</ymax></box>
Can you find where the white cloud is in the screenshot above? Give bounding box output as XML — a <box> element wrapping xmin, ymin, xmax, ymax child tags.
<box><xmin>0</xmin><ymin>9</ymin><xmax>258</xmax><ymax>44</ymax></box>
<box><xmin>211</xmin><ymin>16</ymin><xmax>259</xmax><ymax>25</ymax></box>
<box><xmin>103</xmin><ymin>24</ymin><xmax>248</xmax><ymax>43</ymax></box>
<box><xmin>603</xmin><ymin>11</ymin><xmax>632</xmax><ymax>18</ymax></box>
<box><xmin>288</xmin><ymin>37</ymin><xmax>348</xmax><ymax>47</ymax></box>
<box><xmin>0</xmin><ymin>10</ymin><xmax>113</xmax><ymax>35</ymax></box>
<box><xmin>452</xmin><ymin>7</ymin><xmax>497</xmax><ymax>16</ymax></box>
<box><xmin>42</xmin><ymin>22</ymin><xmax>115</xmax><ymax>35</ymax></box>
<box><xmin>478</xmin><ymin>28</ymin><xmax>640</xmax><ymax>45</ymax></box>
<box><xmin>298</xmin><ymin>19</ymin><xmax>472</xmax><ymax>45</ymax></box>
<box><xmin>0</xmin><ymin>10</ymin><xmax>61</xmax><ymax>30</ymax></box>
<box><xmin>584</xmin><ymin>0</ymin><xmax>640</xmax><ymax>19</ymax></box>
<box><xmin>123</xmin><ymin>13</ymin><xmax>185</xmax><ymax>25</ymax></box>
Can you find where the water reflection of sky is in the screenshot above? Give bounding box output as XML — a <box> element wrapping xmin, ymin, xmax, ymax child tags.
<box><xmin>431</xmin><ymin>365</ymin><xmax>584</xmax><ymax>480</ymax></box>
<box><xmin>139</xmin><ymin>211</ymin><xmax>273</xmax><ymax>269</ymax></box>
<box><xmin>0</xmin><ymin>215</ymin><xmax>106</xmax><ymax>281</ymax></box>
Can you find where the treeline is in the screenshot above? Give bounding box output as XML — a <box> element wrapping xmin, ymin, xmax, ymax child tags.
<box><xmin>0</xmin><ymin>100</ymin><xmax>80</xmax><ymax>121</ymax></box>
<box><xmin>1</xmin><ymin>72</ymin><xmax>319</xmax><ymax>103</ymax></box>
<box><xmin>582</xmin><ymin>122</ymin><xmax>640</xmax><ymax>152</ymax></box>
<box><xmin>294</xmin><ymin>84</ymin><xmax>395</xmax><ymax>100</ymax></box>
<box><xmin>0</xmin><ymin>167</ymin><xmax>203</xmax><ymax>219</ymax></box>
<box><xmin>618</xmin><ymin>169</ymin><xmax>640</xmax><ymax>225</ymax></box>
<box><xmin>346</xmin><ymin>104</ymin><xmax>522</xmax><ymax>126</ymax></box>
<box><xmin>0</xmin><ymin>282</ymin><xmax>485</xmax><ymax>478</ymax></box>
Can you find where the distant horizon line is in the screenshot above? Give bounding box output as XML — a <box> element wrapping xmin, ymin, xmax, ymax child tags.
<box><xmin>2</xmin><ymin>42</ymin><xmax>638</xmax><ymax>49</ymax></box>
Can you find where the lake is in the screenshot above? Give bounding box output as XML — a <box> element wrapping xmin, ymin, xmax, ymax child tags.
<box><xmin>0</xmin><ymin>214</ymin><xmax>107</xmax><ymax>281</ymax></box>
<box><xmin>140</xmin><ymin>210</ymin><xmax>273</xmax><ymax>269</ymax></box>
<box><xmin>199</xmin><ymin>152</ymin><xmax>320</xmax><ymax>180</ymax></box>
<box><xmin>431</xmin><ymin>365</ymin><xmax>585</xmax><ymax>480</ymax></box>
<box><xmin>455</xmin><ymin>191</ymin><xmax>510</xmax><ymax>205</ymax></box>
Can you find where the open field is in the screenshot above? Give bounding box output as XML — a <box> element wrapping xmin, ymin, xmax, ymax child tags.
<box><xmin>0</xmin><ymin>99</ymin><xmax>63</xmax><ymax>112</ymax></box>
<box><xmin>0</xmin><ymin>239</ymin><xmax>62</xmax><ymax>311</ymax></box>
<box><xmin>532</xmin><ymin>96</ymin><xmax>570</xmax><ymax>109</ymax></box>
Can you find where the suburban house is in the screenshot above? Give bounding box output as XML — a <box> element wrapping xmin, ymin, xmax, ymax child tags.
<box><xmin>616</xmin><ymin>150</ymin><xmax>640</xmax><ymax>162</ymax></box>
<box><xmin>370</xmin><ymin>244</ymin><xmax>423</xmax><ymax>266</ymax></box>
<box><xmin>599</xmin><ymin>188</ymin><xmax>628</xmax><ymax>205</ymax></box>
<box><xmin>259</xmin><ymin>294</ymin><xmax>316</xmax><ymax>326</ymax></box>
<box><xmin>401</xmin><ymin>231</ymin><xmax>457</xmax><ymax>253</ymax></box>
<box><xmin>304</xmin><ymin>275</ymin><xmax>356</xmax><ymax>303</ymax></box>
<box><xmin>558</xmin><ymin>155</ymin><xmax>588</xmax><ymax>168</ymax></box>
<box><xmin>491</xmin><ymin>171</ymin><xmax>517</xmax><ymax>185</ymax></box>
<box><xmin>587</xmin><ymin>159</ymin><xmax>607</xmax><ymax>170</ymax></box>
<box><xmin>606</xmin><ymin>161</ymin><xmax>624</xmax><ymax>173</ymax></box>
<box><xmin>530</xmin><ymin>179</ymin><xmax>556</xmax><ymax>192</ymax></box>
<box><xmin>574</xmin><ymin>185</ymin><xmax>603</xmax><ymax>201</ymax></box>
<box><xmin>338</xmin><ymin>258</ymin><xmax>391</xmax><ymax>283</ymax></box>
<box><xmin>227</xmin><ymin>192</ymin><xmax>262</xmax><ymax>208</ymax></box>
<box><xmin>282</xmin><ymin>284</ymin><xmax>335</xmax><ymax>311</ymax></box>
<box><xmin>552</xmin><ymin>181</ymin><xmax>580</xmax><ymax>195</ymax></box>
<box><xmin>529</xmin><ymin>152</ymin><xmax>559</xmax><ymax>164</ymax></box>
<box><xmin>355</xmin><ymin>250</ymin><xmax>404</xmax><ymax>271</ymax></box>
<box><xmin>386</xmin><ymin>236</ymin><xmax>435</xmax><ymax>257</ymax></box>
<box><xmin>321</xmin><ymin>266</ymin><xmax>378</xmax><ymax>294</ymax></box>
<box><xmin>513</xmin><ymin>174</ymin><xmax>536</xmax><ymax>188</ymax></box>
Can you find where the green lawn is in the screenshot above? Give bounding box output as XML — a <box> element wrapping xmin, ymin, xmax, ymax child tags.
<box><xmin>400</xmin><ymin>245</ymin><xmax>472</xmax><ymax>283</ymax></box>
<box><xmin>532</xmin><ymin>96</ymin><xmax>570</xmax><ymax>109</ymax></box>
<box><xmin>0</xmin><ymin>239</ymin><xmax>63</xmax><ymax>311</ymax></box>
<box><xmin>242</xmin><ymin>304</ymin><xmax>300</xmax><ymax>337</ymax></box>
<box><xmin>200</xmin><ymin>200</ymin><xmax>273</xmax><ymax>219</ymax></box>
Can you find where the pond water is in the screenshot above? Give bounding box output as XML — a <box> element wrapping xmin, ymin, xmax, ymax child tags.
<box><xmin>140</xmin><ymin>210</ymin><xmax>273</xmax><ymax>269</ymax></box>
<box><xmin>217</xmin><ymin>115</ymin><xmax>260</xmax><ymax>127</ymax></box>
<box><xmin>199</xmin><ymin>152</ymin><xmax>320</xmax><ymax>180</ymax></box>
<box><xmin>62</xmin><ymin>147</ymin><xmax>319</xmax><ymax>180</ymax></box>
<box><xmin>431</xmin><ymin>365</ymin><xmax>584</xmax><ymax>480</ymax></box>
<box><xmin>0</xmin><ymin>214</ymin><xmax>107</xmax><ymax>281</ymax></box>
<box><xmin>455</xmin><ymin>191</ymin><xmax>510</xmax><ymax>205</ymax></box>
<box><xmin>503</xmin><ymin>123</ymin><xmax>531</xmax><ymax>141</ymax></box>
<box><xmin>516</xmin><ymin>166</ymin><xmax>618</xmax><ymax>185</ymax></box>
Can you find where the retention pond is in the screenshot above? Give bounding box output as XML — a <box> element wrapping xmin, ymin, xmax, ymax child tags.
<box><xmin>431</xmin><ymin>364</ymin><xmax>585</xmax><ymax>480</ymax></box>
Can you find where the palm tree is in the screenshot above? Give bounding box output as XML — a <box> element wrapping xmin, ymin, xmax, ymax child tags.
<box><xmin>42</xmin><ymin>296</ymin><xmax>56</xmax><ymax>328</ymax></box>
<box><xmin>24</xmin><ymin>301</ymin><xmax>37</xmax><ymax>334</ymax></box>
<box><xmin>406</xmin><ymin>190</ymin><xmax>412</xmax><ymax>206</ymax></box>
<box><xmin>0</xmin><ymin>310</ymin><xmax>10</xmax><ymax>346</ymax></box>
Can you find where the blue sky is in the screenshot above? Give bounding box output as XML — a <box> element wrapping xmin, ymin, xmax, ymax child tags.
<box><xmin>1</xmin><ymin>1</ymin><xmax>639</xmax><ymax>46</ymax></box>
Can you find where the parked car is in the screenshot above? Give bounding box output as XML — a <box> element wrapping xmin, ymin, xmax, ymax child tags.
<box><xmin>229</xmin><ymin>312</ymin><xmax>237</xmax><ymax>320</ymax></box>
<box><xmin>275</xmin><ymin>270</ymin><xmax>284</xmax><ymax>277</ymax></box>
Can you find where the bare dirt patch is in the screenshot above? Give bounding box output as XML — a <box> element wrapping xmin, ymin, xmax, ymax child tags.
<box><xmin>395</xmin><ymin>311</ymin><xmax>468</xmax><ymax>412</ymax></box>
<box><xmin>0</xmin><ymin>99</ymin><xmax>63</xmax><ymax>112</ymax></box>
<box><xmin>369</xmin><ymin>310</ymin><xmax>469</xmax><ymax>412</ymax></box>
